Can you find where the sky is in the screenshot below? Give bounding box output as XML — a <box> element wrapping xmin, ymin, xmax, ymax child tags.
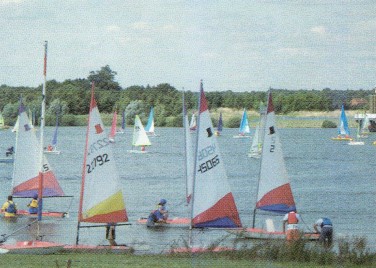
<box><xmin>0</xmin><ymin>0</ymin><xmax>376</xmax><ymax>92</ymax></box>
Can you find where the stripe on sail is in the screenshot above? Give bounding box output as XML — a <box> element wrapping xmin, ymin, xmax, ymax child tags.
<box><xmin>191</xmin><ymin>81</ymin><xmax>241</xmax><ymax>228</ymax></box>
<box><xmin>79</xmin><ymin>83</ymin><xmax>128</xmax><ymax>223</ymax></box>
<box><xmin>13</xmin><ymin>171</ymin><xmax>64</xmax><ymax>197</ymax></box>
<box><xmin>255</xmin><ymin>91</ymin><xmax>296</xmax><ymax>214</ymax></box>
<box><xmin>193</xmin><ymin>192</ymin><xmax>241</xmax><ymax>228</ymax></box>
<box><xmin>256</xmin><ymin>183</ymin><xmax>296</xmax><ymax>213</ymax></box>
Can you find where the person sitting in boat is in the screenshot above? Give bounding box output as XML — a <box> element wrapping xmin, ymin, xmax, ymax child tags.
<box><xmin>146</xmin><ymin>199</ymin><xmax>169</xmax><ymax>226</ymax></box>
<box><xmin>313</xmin><ymin>217</ymin><xmax>333</xmax><ymax>247</ymax></box>
<box><xmin>106</xmin><ymin>223</ymin><xmax>117</xmax><ymax>246</ymax></box>
<box><xmin>5</xmin><ymin>146</ymin><xmax>14</xmax><ymax>157</ymax></box>
<box><xmin>27</xmin><ymin>194</ymin><xmax>38</xmax><ymax>214</ymax></box>
<box><xmin>1</xmin><ymin>195</ymin><xmax>17</xmax><ymax>217</ymax></box>
<box><xmin>282</xmin><ymin>210</ymin><xmax>302</xmax><ymax>241</ymax></box>
<box><xmin>47</xmin><ymin>144</ymin><xmax>53</xmax><ymax>152</ymax></box>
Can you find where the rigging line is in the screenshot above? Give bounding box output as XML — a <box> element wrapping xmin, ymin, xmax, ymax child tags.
<box><xmin>0</xmin><ymin>219</ymin><xmax>38</xmax><ymax>243</ymax></box>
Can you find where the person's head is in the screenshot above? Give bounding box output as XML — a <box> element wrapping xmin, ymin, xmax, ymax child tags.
<box><xmin>33</xmin><ymin>194</ymin><xmax>38</xmax><ymax>200</ymax></box>
<box><xmin>7</xmin><ymin>195</ymin><xmax>13</xmax><ymax>201</ymax></box>
<box><xmin>159</xmin><ymin>199</ymin><xmax>167</xmax><ymax>205</ymax></box>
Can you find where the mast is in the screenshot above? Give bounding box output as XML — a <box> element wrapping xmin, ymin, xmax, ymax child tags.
<box><xmin>182</xmin><ymin>90</ymin><xmax>189</xmax><ymax>203</ymax></box>
<box><xmin>37</xmin><ymin>41</ymin><xmax>48</xmax><ymax>222</ymax></box>
<box><xmin>76</xmin><ymin>82</ymin><xmax>95</xmax><ymax>245</ymax></box>
<box><xmin>252</xmin><ymin>90</ymin><xmax>270</xmax><ymax>228</ymax></box>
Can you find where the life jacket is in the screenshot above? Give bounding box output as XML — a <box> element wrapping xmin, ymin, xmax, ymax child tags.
<box><xmin>321</xmin><ymin>217</ymin><xmax>332</xmax><ymax>227</ymax></box>
<box><xmin>287</xmin><ymin>211</ymin><xmax>298</xmax><ymax>224</ymax></box>
<box><xmin>29</xmin><ymin>199</ymin><xmax>38</xmax><ymax>208</ymax></box>
<box><xmin>6</xmin><ymin>201</ymin><xmax>16</xmax><ymax>214</ymax></box>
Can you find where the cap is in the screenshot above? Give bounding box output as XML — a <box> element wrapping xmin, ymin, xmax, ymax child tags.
<box><xmin>159</xmin><ymin>199</ymin><xmax>167</xmax><ymax>205</ymax></box>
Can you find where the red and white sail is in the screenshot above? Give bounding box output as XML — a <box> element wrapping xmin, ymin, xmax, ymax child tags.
<box><xmin>255</xmin><ymin>91</ymin><xmax>296</xmax><ymax>213</ymax></box>
<box><xmin>191</xmin><ymin>81</ymin><xmax>241</xmax><ymax>228</ymax></box>
<box><xmin>109</xmin><ymin>110</ymin><xmax>117</xmax><ymax>142</ymax></box>
<box><xmin>12</xmin><ymin>102</ymin><xmax>64</xmax><ymax>197</ymax></box>
<box><xmin>78</xmin><ymin>84</ymin><xmax>127</xmax><ymax>223</ymax></box>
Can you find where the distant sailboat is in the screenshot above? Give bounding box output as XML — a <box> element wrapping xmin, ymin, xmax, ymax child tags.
<box><xmin>116</xmin><ymin>110</ymin><xmax>125</xmax><ymax>134</ymax></box>
<box><xmin>109</xmin><ymin>110</ymin><xmax>117</xmax><ymax>143</ymax></box>
<box><xmin>145</xmin><ymin>107</ymin><xmax>158</xmax><ymax>136</ymax></box>
<box><xmin>248</xmin><ymin>103</ymin><xmax>266</xmax><ymax>158</ymax></box>
<box><xmin>348</xmin><ymin>121</ymin><xmax>365</xmax><ymax>146</ymax></box>
<box><xmin>233</xmin><ymin>108</ymin><xmax>250</xmax><ymax>138</ymax></box>
<box><xmin>331</xmin><ymin>105</ymin><xmax>352</xmax><ymax>141</ymax></box>
<box><xmin>127</xmin><ymin>115</ymin><xmax>151</xmax><ymax>153</ymax></box>
<box><xmin>189</xmin><ymin>113</ymin><xmax>197</xmax><ymax>132</ymax></box>
<box><xmin>64</xmin><ymin>83</ymin><xmax>131</xmax><ymax>253</ymax></box>
<box><xmin>44</xmin><ymin>112</ymin><xmax>60</xmax><ymax>154</ymax></box>
<box><xmin>0</xmin><ymin>112</ymin><xmax>9</xmax><ymax>130</ymax></box>
<box><xmin>215</xmin><ymin>112</ymin><xmax>223</xmax><ymax>136</ymax></box>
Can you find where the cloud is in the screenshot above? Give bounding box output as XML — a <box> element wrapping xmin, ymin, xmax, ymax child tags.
<box><xmin>310</xmin><ymin>25</ymin><xmax>327</xmax><ymax>35</ymax></box>
<box><xmin>106</xmin><ymin>25</ymin><xmax>121</xmax><ymax>33</ymax></box>
<box><xmin>0</xmin><ymin>0</ymin><xmax>23</xmax><ymax>4</ymax></box>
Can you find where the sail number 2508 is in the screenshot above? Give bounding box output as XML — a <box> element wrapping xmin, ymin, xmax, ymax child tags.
<box><xmin>87</xmin><ymin>153</ymin><xmax>110</xmax><ymax>174</ymax></box>
<box><xmin>197</xmin><ymin>155</ymin><xmax>219</xmax><ymax>174</ymax></box>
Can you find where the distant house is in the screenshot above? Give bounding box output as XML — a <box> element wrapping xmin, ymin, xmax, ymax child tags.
<box><xmin>350</xmin><ymin>98</ymin><xmax>367</xmax><ymax>108</ymax></box>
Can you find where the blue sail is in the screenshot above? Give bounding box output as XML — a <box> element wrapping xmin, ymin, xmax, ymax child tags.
<box><xmin>239</xmin><ymin>109</ymin><xmax>250</xmax><ymax>135</ymax></box>
<box><xmin>51</xmin><ymin>115</ymin><xmax>59</xmax><ymax>146</ymax></box>
<box><xmin>217</xmin><ymin>112</ymin><xmax>223</xmax><ymax>132</ymax></box>
<box><xmin>145</xmin><ymin>107</ymin><xmax>154</xmax><ymax>133</ymax></box>
<box><xmin>338</xmin><ymin>105</ymin><xmax>350</xmax><ymax>136</ymax></box>
<box><xmin>121</xmin><ymin>110</ymin><xmax>125</xmax><ymax>130</ymax></box>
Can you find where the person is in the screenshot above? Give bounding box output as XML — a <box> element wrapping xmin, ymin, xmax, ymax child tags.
<box><xmin>1</xmin><ymin>195</ymin><xmax>17</xmax><ymax>217</ymax></box>
<box><xmin>282</xmin><ymin>210</ymin><xmax>303</xmax><ymax>241</ymax></box>
<box><xmin>314</xmin><ymin>217</ymin><xmax>333</xmax><ymax>247</ymax></box>
<box><xmin>141</xmin><ymin>145</ymin><xmax>145</xmax><ymax>152</ymax></box>
<box><xmin>6</xmin><ymin>146</ymin><xmax>14</xmax><ymax>157</ymax></box>
<box><xmin>146</xmin><ymin>199</ymin><xmax>169</xmax><ymax>227</ymax></box>
<box><xmin>27</xmin><ymin>194</ymin><xmax>38</xmax><ymax>214</ymax></box>
<box><xmin>106</xmin><ymin>223</ymin><xmax>117</xmax><ymax>246</ymax></box>
<box><xmin>47</xmin><ymin>144</ymin><xmax>53</xmax><ymax>152</ymax></box>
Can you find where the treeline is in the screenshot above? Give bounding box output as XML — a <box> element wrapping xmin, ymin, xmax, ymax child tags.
<box><xmin>0</xmin><ymin>66</ymin><xmax>372</xmax><ymax>127</ymax></box>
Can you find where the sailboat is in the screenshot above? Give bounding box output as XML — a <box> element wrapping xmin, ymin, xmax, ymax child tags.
<box><xmin>108</xmin><ymin>110</ymin><xmax>117</xmax><ymax>143</ymax></box>
<box><xmin>248</xmin><ymin>103</ymin><xmax>266</xmax><ymax>158</ymax></box>
<box><xmin>137</xmin><ymin>93</ymin><xmax>192</xmax><ymax>227</ymax></box>
<box><xmin>0</xmin><ymin>112</ymin><xmax>9</xmax><ymax>130</ymax></box>
<box><xmin>127</xmin><ymin>115</ymin><xmax>151</xmax><ymax>153</ymax></box>
<box><xmin>44</xmin><ymin>112</ymin><xmax>61</xmax><ymax>154</ymax></box>
<box><xmin>230</xmin><ymin>91</ymin><xmax>318</xmax><ymax>240</ymax></box>
<box><xmin>348</xmin><ymin>121</ymin><xmax>365</xmax><ymax>146</ymax></box>
<box><xmin>145</xmin><ymin>107</ymin><xmax>158</xmax><ymax>136</ymax></box>
<box><xmin>331</xmin><ymin>104</ymin><xmax>352</xmax><ymax>141</ymax></box>
<box><xmin>189</xmin><ymin>113</ymin><xmax>197</xmax><ymax>132</ymax></box>
<box><xmin>214</xmin><ymin>112</ymin><xmax>223</xmax><ymax>136</ymax></box>
<box><xmin>172</xmin><ymin>81</ymin><xmax>242</xmax><ymax>253</ymax></box>
<box><xmin>116</xmin><ymin>110</ymin><xmax>125</xmax><ymax>134</ymax></box>
<box><xmin>233</xmin><ymin>108</ymin><xmax>251</xmax><ymax>138</ymax></box>
<box><xmin>1</xmin><ymin>41</ymin><xmax>65</xmax><ymax>254</ymax></box>
<box><xmin>64</xmin><ymin>83</ymin><xmax>131</xmax><ymax>253</ymax></box>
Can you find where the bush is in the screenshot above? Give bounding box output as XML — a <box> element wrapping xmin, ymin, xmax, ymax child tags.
<box><xmin>322</xmin><ymin>120</ymin><xmax>337</xmax><ymax>128</ymax></box>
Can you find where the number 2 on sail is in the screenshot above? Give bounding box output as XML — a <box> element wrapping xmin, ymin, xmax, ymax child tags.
<box><xmin>86</xmin><ymin>153</ymin><xmax>110</xmax><ymax>174</ymax></box>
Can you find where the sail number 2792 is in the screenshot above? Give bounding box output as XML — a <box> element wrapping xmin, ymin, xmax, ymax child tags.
<box><xmin>86</xmin><ymin>153</ymin><xmax>110</xmax><ymax>174</ymax></box>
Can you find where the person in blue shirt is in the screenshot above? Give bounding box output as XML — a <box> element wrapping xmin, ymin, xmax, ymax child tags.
<box><xmin>314</xmin><ymin>217</ymin><xmax>333</xmax><ymax>247</ymax></box>
<box><xmin>146</xmin><ymin>199</ymin><xmax>169</xmax><ymax>227</ymax></box>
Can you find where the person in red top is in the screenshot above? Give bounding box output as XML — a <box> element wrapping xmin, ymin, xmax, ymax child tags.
<box><xmin>282</xmin><ymin>211</ymin><xmax>303</xmax><ymax>241</ymax></box>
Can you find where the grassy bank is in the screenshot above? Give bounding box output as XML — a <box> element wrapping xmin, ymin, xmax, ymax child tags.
<box><xmin>0</xmin><ymin>237</ymin><xmax>375</xmax><ymax>267</ymax></box>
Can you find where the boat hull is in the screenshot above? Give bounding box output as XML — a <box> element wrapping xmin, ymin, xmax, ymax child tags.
<box><xmin>331</xmin><ymin>137</ymin><xmax>353</xmax><ymax>141</ymax></box>
<box><xmin>63</xmin><ymin>244</ymin><xmax>132</xmax><ymax>254</ymax></box>
<box><xmin>228</xmin><ymin>228</ymin><xmax>319</xmax><ymax>241</ymax></box>
<box><xmin>137</xmin><ymin>217</ymin><xmax>190</xmax><ymax>227</ymax></box>
<box><xmin>170</xmin><ymin>246</ymin><xmax>235</xmax><ymax>254</ymax></box>
<box><xmin>43</xmin><ymin>150</ymin><xmax>61</xmax><ymax>155</ymax></box>
<box><xmin>0</xmin><ymin>241</ymin><xmax>64</xmax><ymax>254</ymax></box>
<box><xmin>1</xmin><ymin>209</ymin><xmax>67</xmax><ymax>218</ymax></box>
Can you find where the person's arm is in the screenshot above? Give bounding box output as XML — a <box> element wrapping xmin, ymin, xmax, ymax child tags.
<box><xmin>283</xmin><ymin>220</ymin><xmax>287</xmax><ymax>233</ymax></box>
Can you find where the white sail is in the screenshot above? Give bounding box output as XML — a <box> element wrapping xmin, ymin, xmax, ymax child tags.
<box><xmin>79</xmin><ymin>83</ymin><xmax>127</xmax><ymax>223</ymax></box>
<box><xmin>132</xmin><ymin>115</ymin><xmax>151</xmax><ymax>147</ymax></box>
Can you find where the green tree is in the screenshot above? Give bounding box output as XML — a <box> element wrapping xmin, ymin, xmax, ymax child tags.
<box><xmin>88</xmin><ymin>65</ymin><xmax>121</xmax><ymax>91</ymax></box>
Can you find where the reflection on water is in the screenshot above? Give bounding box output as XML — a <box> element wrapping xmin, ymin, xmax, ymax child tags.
<box><xmin>0</xmin><ymin>127</ymin><xmax>375</xmax><ymax>252</ymax></box>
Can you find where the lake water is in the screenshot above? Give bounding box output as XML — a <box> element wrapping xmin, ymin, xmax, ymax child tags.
<box><xmin>0</xmin><ymin>126</ymin><xmax>375</xmax><ymax>253</ymax></box>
